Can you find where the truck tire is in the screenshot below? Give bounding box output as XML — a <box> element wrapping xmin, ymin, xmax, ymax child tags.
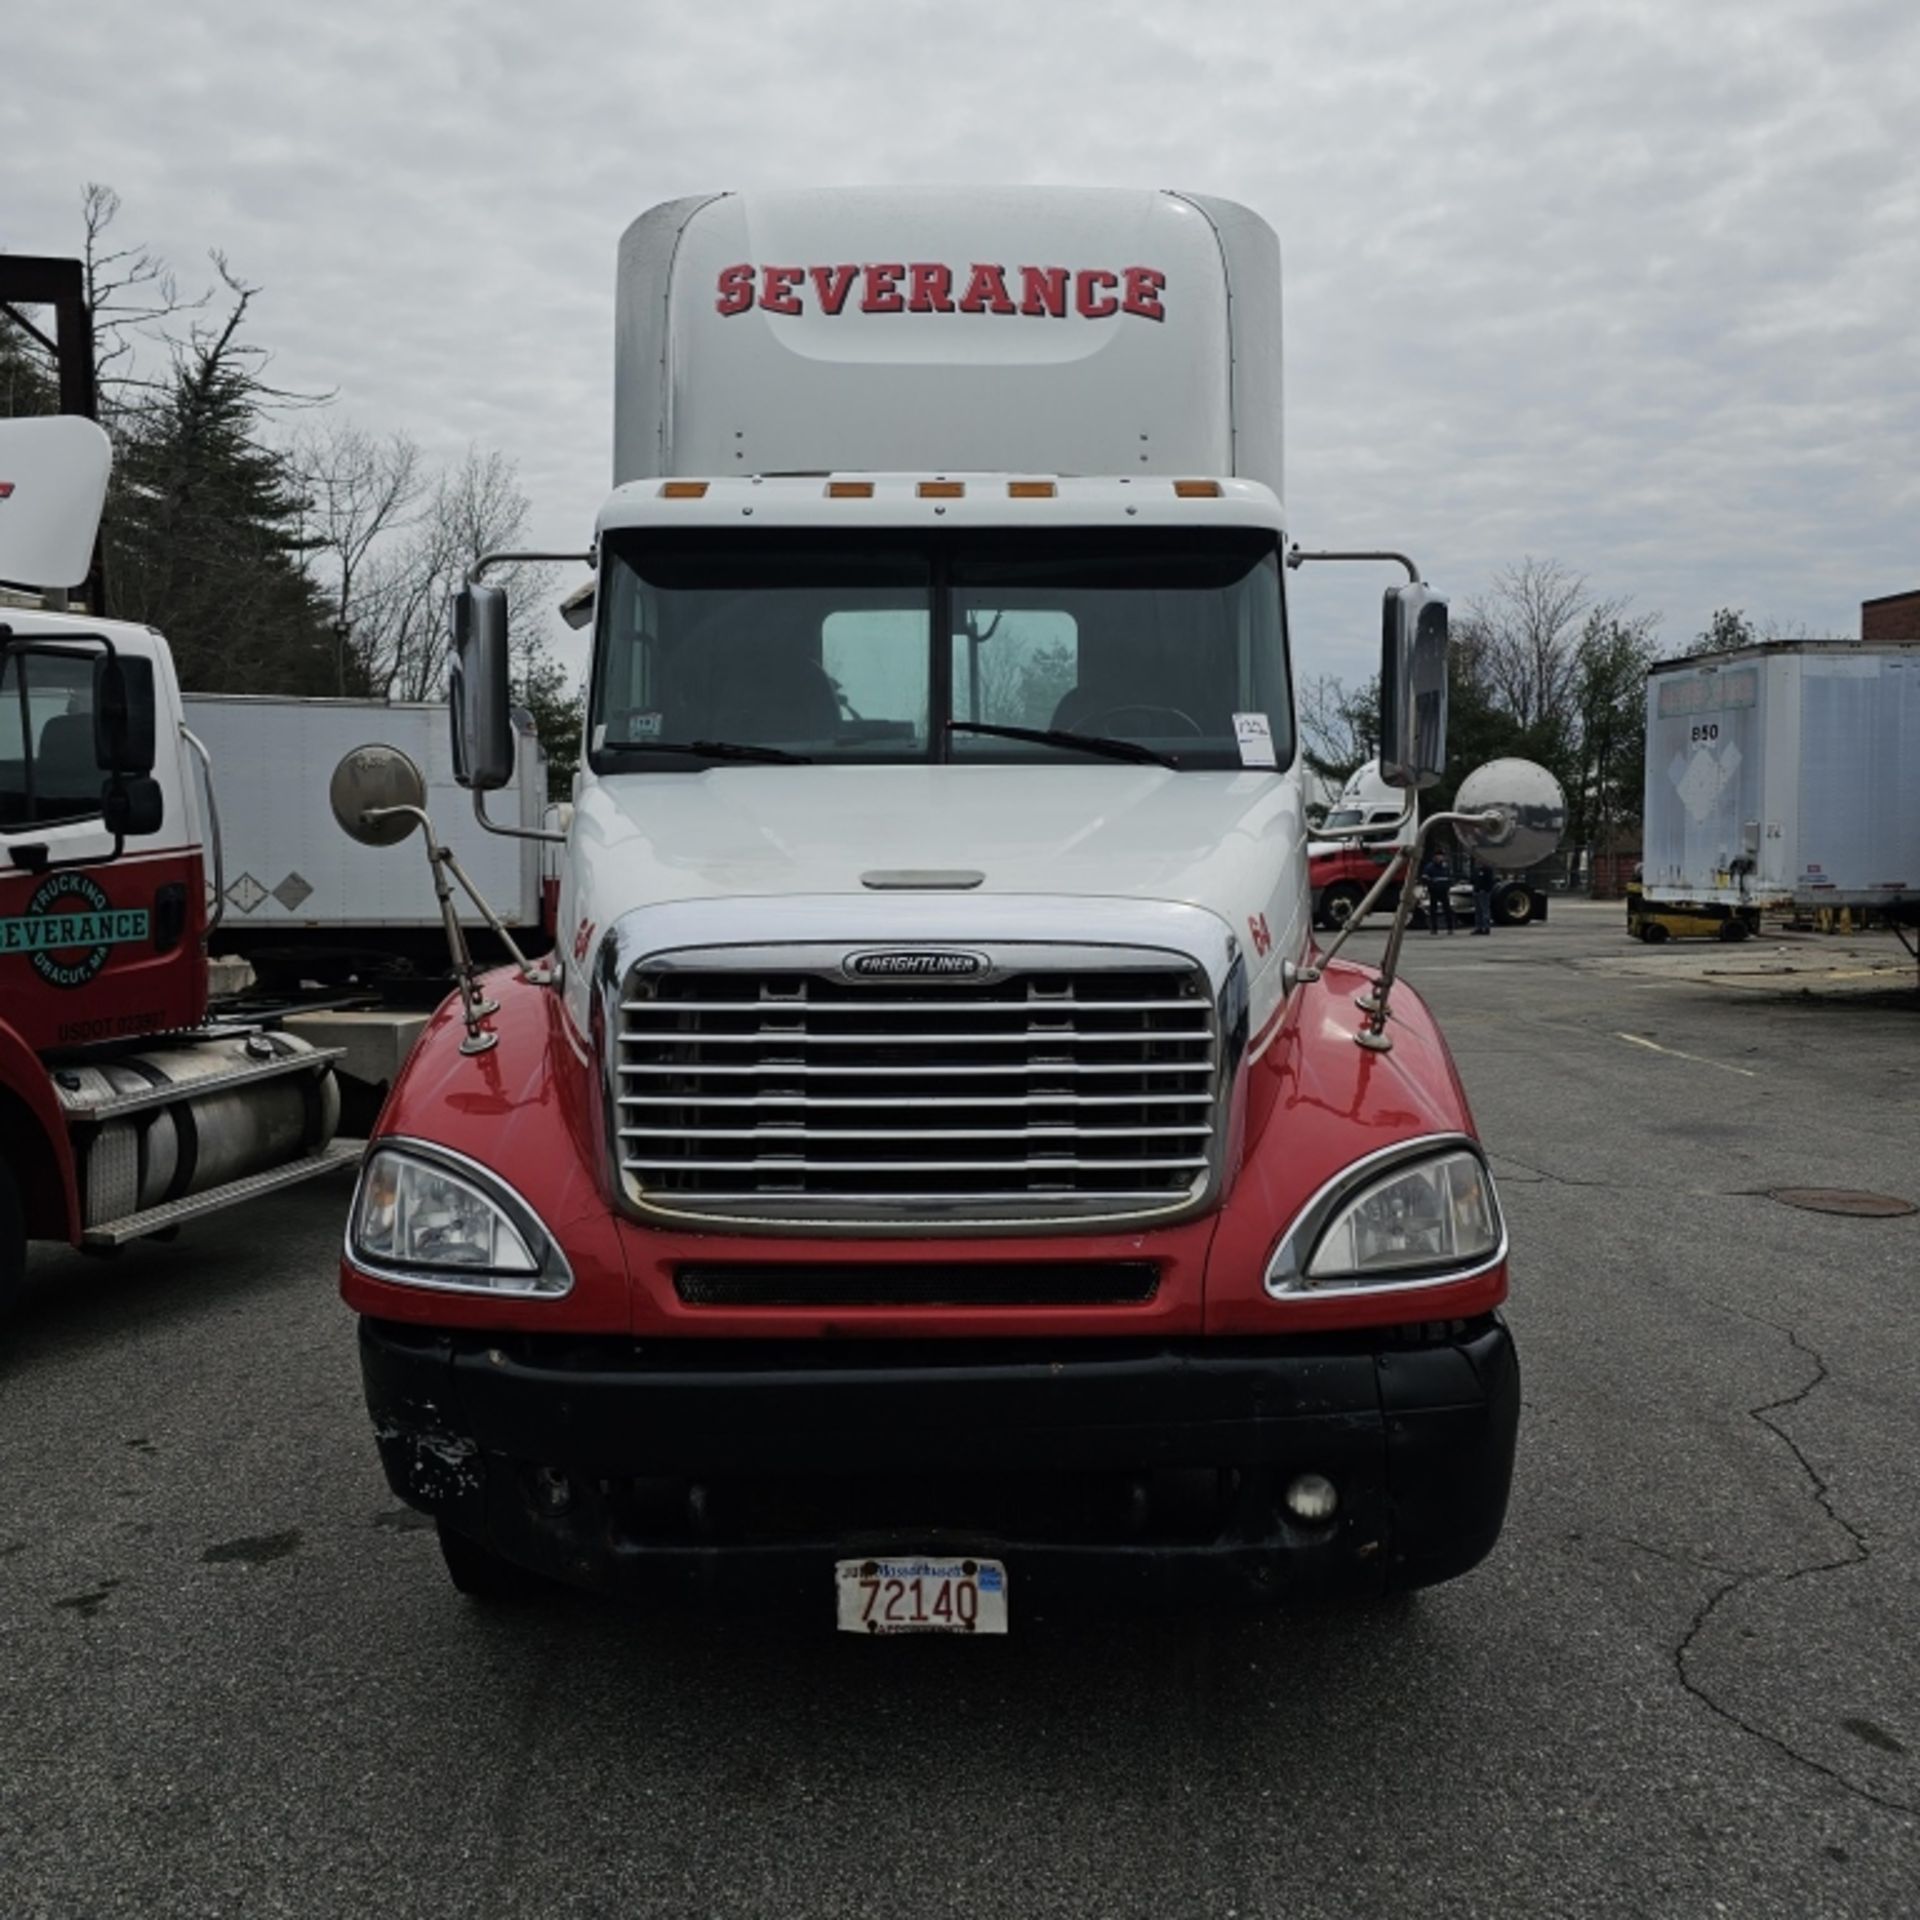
<box><xmin>435</xmin><ymin>1521</ymin><xmax>549</xmax><ymax>1603</ymax></box>
<box><xmin>1640</xmin><ymin>920</ymin><xmax>1669</xmax><ymax>944</ymax></box>
<box><xmin>0</xmin><ymin>1158</ymin><xmax>23</xmax><ymax>1323</ymax></box>
<box><xmin>1717</xmin><ymin>918</ymin><xmax>1750</xmax><ymax>943</ymax></box>
<box><xmin>1318</xmin><ymin>881</ymin><xmax>1366</xmax><ymax>930</ymax></box>
<box><xmin>1494</xmin><ymin>884</ymin><xmax>1534</xmax><ymax>927</ymax></box>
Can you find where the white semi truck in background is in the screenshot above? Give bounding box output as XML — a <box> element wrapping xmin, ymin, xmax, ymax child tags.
<box><xmin>335</xmin><ymin>188</ymin><xmax>1562</xmax><ymax>1622</ymax></box>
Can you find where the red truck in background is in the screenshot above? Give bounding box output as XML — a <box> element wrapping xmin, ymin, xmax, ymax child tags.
<box><xmin>1311</xmin><ymin>760</ymin><xmax>1549</xmax><ymax>931</ymax></box>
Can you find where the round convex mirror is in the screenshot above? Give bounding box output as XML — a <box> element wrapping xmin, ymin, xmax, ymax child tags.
<box><xmin>1454</xmin><ymin>758</ymin><xmax>1567</xmax><ymax>871</ymax></box>
<box><xmin>330</xmin><ymin>744</ymin><xmax>427</xmax><ymax>848</ymax></box>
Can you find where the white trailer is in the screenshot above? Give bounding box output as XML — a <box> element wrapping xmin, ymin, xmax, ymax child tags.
<box><xmin>181</xmin><ymin>694</ymin><xmax>551</xmax><ymax>978</ymax></box>
<box><xmin>1641</xmin><ymin>641</ymin><xmax>1920</xmax><ymax>918</ymax></box>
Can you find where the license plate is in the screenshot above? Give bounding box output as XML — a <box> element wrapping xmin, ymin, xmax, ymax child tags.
<box><xmin>835</xmin><ymin>1556</ymin><xmax>1008</xmax><ymax>1635</ymax></box>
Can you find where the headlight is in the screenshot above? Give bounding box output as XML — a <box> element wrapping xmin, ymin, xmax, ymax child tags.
<box><xmin>348</xmin><ymin>1142</ymin><xmax>571</xmax><ymax>1296</ymax></box>
<box><xmin>1266</xmin><ymin>1141</ymin><xmax>1503</xmax><ymax>1295</ymax></box>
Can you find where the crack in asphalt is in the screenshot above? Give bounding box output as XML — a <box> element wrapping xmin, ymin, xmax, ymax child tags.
<box><xmin>1486</xmin><ymin>1150</ymin><xmax>1724</xmax><ymax>1199</ymax></box>
<box><xmin>1610</xmin><ymin>1533</ymin><xmax>1743</xmax><ymax>1580</ymax></box>
<box><xmin>1672</xmin><ymin>1305</ymin><xmax>1915</xmax><ymax>1819</ymax></box>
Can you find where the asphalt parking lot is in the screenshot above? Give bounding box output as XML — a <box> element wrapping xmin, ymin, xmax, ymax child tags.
<box><xmin>3</xmin><ymin>898</ymin><xmax>1916</xmax><ymax>1918</ymax></box>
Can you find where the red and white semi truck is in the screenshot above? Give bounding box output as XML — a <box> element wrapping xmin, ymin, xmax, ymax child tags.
<box><xmin>340</xmin><ymin>189</ymin><xmax>1558</xmax><ymax>1624</ymax></box>
<box><xmin>1308</xmin><ymin>759</ymin><xmax>1547</xmax><ymax>930</ymax></box>
<box><xmin>0</xmin><ymin>409</ymin><xmax>355</xmax><ymax>1318</ymax></box>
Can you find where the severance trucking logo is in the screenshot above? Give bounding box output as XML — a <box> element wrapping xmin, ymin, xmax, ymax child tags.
<box><xmin>717</xmin><ymin>262</ymin><xmax>1167</xmax><ymax>323</ymax></box>
<box><xmin>1</xmin><ymin>873</ymin><xmax>149</xmax><ymax>988</ymax></box>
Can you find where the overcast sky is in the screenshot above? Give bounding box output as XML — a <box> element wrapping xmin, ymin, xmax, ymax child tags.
<box><xmin>7</xmin><ymin>0</ymin><xmax>1917</xmax><ymax>684</ymax></box>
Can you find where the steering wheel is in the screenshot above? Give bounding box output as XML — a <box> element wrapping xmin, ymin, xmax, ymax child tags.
<box><xmin>1074</xmin><ymin>702</ymin><xmax>1205</xmax><ymax>737</ymax></box>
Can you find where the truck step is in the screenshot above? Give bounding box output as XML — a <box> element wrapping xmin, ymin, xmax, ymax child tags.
<box><xmin>55</xmin><ymin>1045</ymin><xmax>347</xmax><ymax>1122</ymax></box>
<box><xmin>80</xmin><ymin>1139</ymin><xmax>365</xmax><ymax>1248</ymax></box>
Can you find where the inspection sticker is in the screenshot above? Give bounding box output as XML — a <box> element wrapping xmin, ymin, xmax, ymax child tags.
<box><xmin>1233</xmin><ymin>712</ymin><xmax>1277</xmax><ymax>768</ymax></box>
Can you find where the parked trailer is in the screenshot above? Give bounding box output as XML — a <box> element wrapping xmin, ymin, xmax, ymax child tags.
<box><xmin>1642</xmin><ymin>641</ymin><xmax>1920</xmax><ymax>924</ymax></box>
<box><xmin>181</xmin><ymin>694</ymin><xmax>550</xmax><ymax>983</ymax></box>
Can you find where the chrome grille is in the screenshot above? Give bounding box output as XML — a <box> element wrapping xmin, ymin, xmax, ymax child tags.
<box><xmin>615</xmin><ymin>952</ymin><xmax>1222</xmax><ymax>1225</ymax></box>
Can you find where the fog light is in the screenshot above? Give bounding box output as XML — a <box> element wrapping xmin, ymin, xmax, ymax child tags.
<box><xmin>1284</xmin><ymin>1473</ymin><xmax>1339</xmax><ymax>1523</ymax></box>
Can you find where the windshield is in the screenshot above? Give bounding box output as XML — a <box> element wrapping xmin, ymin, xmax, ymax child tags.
<box><xmin>591</xmin><ymin>528</ymin><xmax>1291</xmax><ymax>772</ymax></box>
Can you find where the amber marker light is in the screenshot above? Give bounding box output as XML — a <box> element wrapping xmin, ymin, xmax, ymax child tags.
<box><xmin>659</xmin><ymin>481</ymin><xmax>709</xmax><ymax>499</ymax></box>
<box><xmin>827</xmin><ymin>480</ymin><xmax>875</xmax><ymax>498</ymax></box>
<box><xmin>917</xmin><ymin>480</ymin><xmax>966</xmax><ymax>498</ymax></box>
<box><xmin>1173</xmin><ymin>479</ymin><xmax>1221</xmax><ymax>498</ymax></box>
<box><xmin>1007</xmin><ymin>481</ymin><xmax>1057</xmax><ymax>498</ymax></box>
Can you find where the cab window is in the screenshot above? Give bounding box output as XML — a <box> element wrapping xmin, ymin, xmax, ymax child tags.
<box><xmin>0</xmin><ymin>649</ymin><xmax>101</xmax><ymax>829</ymax></box>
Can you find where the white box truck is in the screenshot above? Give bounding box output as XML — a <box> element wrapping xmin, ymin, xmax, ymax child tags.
<box><xmin>1642</xmin><ymin>641</ymin><xmax>1920</xmax><ymax>926</ymax></box>
<box><xmin>180</xmin><ymin>693</ymin><xmax>551</xmax><ymax>984</ymax></box>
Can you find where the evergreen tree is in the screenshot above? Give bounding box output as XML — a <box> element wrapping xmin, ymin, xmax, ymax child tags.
<box><xmin>105</xmin><ymin>273</ymin><xmax>336</xmax><ymax>692</ymax></box>
<box><xmin>512</xmin><ymin>649</ymin><xmax>584</xmax><ymax>803</ymax></box>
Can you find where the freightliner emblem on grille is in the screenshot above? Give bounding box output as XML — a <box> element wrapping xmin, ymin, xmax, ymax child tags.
<box><xmin>844</xmin><ymin>948</ymin><xmax>990</xmax><ymax>980</ymax></box>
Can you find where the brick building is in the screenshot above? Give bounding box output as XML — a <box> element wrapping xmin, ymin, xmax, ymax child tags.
<box><xmin>1862</xmin><ymin>589</ymin><xmax>1920</xmax><ymax>642</ymax></box>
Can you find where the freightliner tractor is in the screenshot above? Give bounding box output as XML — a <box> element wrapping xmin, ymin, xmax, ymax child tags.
<box><xmin>335</xmin><ymin>189</ymin><xmax>1565</xmax><ymax>1627</ymax></box>
<box><xmin>1</xmin><ymin>325</ymin><xmax>356</xmax><ymax>1318</ymax></box>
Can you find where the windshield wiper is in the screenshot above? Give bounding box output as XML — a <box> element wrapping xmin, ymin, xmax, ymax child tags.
<box><xmin>601</xmin><ymin>738</ymin><xmax>813</xmax><ymax>764</ymax></box>
<box><xmin>944</xmin><ymin>722</ymin><xmax>1181</xmax><ymax>769</ymax></box>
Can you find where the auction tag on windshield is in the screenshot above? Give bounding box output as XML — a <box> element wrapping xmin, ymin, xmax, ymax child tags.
<box><xmin>836</xmin><ymin>1556</ymin><xmax>1008</xmax><ymax>1635</ymax></box>
<box><xmin>1233</xmin><ymin>712</ymin><xmax>1278</xmax><ymax>768</ymax></box>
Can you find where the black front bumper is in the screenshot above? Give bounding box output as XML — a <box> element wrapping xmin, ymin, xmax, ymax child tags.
<box><xmin>360</xmin><ymin>1317</ymin><xmax>1519</xmax><ymax>1603</ymax></box>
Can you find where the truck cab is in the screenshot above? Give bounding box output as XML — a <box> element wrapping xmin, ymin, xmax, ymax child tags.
<box><xmin>342</xmin><ymin>191</ymin><xmax>1529</xmax><ymax>1621</ymax></box>
<box><xmin>1</xmin><ymin>410</ymin><xmax>353</xmax><ymax>1316</ymax></box>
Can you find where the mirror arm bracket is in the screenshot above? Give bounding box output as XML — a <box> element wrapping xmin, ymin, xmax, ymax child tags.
<box><xmin>469</xmin><ymin>548</ymin><xmax>595</xmax><ymax>586</ymax></box>
<box><xmin>1286</xmin><ymin>545</ymin><xmax>1422</xmax><ymax>584</ymax></box>
<box><xmin>473</xmin><ymin>786</ymin><xmax>565</xmax><ymax>846</ymax></box>
<box><xmin>1332</xmin><ymin>808</ymin><xmax>1504</xmax><ymax>1052</ymax></box>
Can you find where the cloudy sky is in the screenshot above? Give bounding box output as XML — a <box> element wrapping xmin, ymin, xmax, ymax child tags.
<box><xmin>7</xmin><ymin>0</ymin><xmax>1917</xmax><ymax>684</ymax></box>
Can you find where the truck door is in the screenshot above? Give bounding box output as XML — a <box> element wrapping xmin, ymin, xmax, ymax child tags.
<box><xmin>0</xmin><ymin>642</ymin><xmax>207</xmax><ymax>1054</ymax></box>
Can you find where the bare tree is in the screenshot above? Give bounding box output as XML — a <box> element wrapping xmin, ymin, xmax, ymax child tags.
<box><xmin>79</xmin><ymin>183</ymin><xmax>208</xmax><ymax>424</ymax></box>
<box><xmin>1460</xmin><ymin>557</ymin><xmax>1598</xmax><ymax>733</ymax></box>
<box><xmin>296</xmin><ymin>420</ymin><xmax>424</xmax><ymax>690</ymax></box>
<box><xmin>354</xmin><ymin>447</ymin><xmax>551</xmax><ymax>701</ymax></box>
<box><xmin>1297</xmin><ymin>672</ymin><xmax>1379</xmax><ymax>780</ymax></box>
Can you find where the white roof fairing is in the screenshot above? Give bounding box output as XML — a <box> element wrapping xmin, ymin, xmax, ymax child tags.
<box><xmin>614</xmin><ymin>189</ymin><xmax>1282</xmax><ymax>503</ymax></box>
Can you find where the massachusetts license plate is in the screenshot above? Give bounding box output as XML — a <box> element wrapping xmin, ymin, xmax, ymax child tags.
<box><xmin>835</xmin><ymin>1556</ymin><xmax>1008</xmax><ymax>1635</ymax></box>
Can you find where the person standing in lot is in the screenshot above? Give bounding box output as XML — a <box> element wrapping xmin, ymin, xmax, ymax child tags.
<box><xmin>1422</xmin><ymin>852</ymin><xmax>1456</xmax><ymax>935</ymax></box>
<box><xmin>1472</xmin><ymin>862</ymin><xmax>1494</xmax><ymax>935</ymax></box>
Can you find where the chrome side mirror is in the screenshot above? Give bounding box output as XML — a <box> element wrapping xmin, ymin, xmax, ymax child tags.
<box><xmin>1455</xmin><ymin>758</ymin><xmax>1567</xmax><ymax>870</ymax></box>
<box><xmin>330</xmin><ymin>743</ymin><xmax>428</xmax><ymax>847</ymax></box>
<box><xmin>1378</xmin><ymin>586</ymin><xmax>1448</xmax><ymax>790</ymax></box>
<box><xmin>449</xmin><ymin>583</ymin><xmax>515</xmax><ymax>792</ymax></box>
